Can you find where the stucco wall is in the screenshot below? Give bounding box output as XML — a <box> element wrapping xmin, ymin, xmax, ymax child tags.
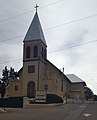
<box><xmin>69</xmin><ymin>83</ymin><xmax>85</xmax><ymax>100</ymax></box>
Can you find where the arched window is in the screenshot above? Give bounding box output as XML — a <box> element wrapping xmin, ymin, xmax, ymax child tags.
<box><xmin>42</xmin><ymin>47</ymin><xmax>46</xmax><ymax>60</ymax></box>
<box><xmin>34</xmin><ymin>46</ymin><xmax>38</xmax><ymax>58</ymax></box>
<box><xmin>44</xmin><ymin>48</ymin><xmax>46</xmax><ymax>60</ymax></box>
<box><xmin>26</xmin><ymin>47</ymin><xmax>30</xmax><ymax>58</ymax></box>
<box><xmin>42</xmin><ymin>47</ymin><xmax>44</xmax><ymax>59</ymax></box>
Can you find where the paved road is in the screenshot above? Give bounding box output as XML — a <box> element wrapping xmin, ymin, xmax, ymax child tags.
<box><xmin>0</xmin><ymin>103</ymin><xmax>97</xmax><ymax>120</ymax></box>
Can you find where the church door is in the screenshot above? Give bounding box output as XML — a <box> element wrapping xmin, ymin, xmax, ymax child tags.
<box><xmin>27</xmin><ymin>81</ymin><xmax>35</xmax><ymax>98</ymax></box>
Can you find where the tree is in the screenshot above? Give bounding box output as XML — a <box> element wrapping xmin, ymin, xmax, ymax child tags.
<box><xmin>9</xmin><ymin>67</ymin><xmax>17</xmax><ymax>79</ymax></box>
<box><xmin>0</xmin><ymin>66</ymin><xmax>18</xmax><ymax>98</ymax></box>
<box><xmin>85</xmin><ymin>87</ymin><xmax>94</xmax><ymax>100</ymax></box>
<box><xmin>2</xmin><ymin>66</ymin><xmax>9</xmax><ymax>85</ymax></box>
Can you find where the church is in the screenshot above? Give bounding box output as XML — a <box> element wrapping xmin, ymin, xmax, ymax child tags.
<box><xmin>5</xmin><ymin>7</ymin><xmax>86</xmax><ymax>101</ymax></box>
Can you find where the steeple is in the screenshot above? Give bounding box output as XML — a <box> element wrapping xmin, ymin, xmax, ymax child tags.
<box><xmin>24</xmin><ymin>7</ymin><xmax>47</xmax><ymax>46</ymax></box>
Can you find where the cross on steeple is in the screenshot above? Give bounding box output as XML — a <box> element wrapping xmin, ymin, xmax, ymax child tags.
<box><xmin>35</xmin><ymin>4</ymin><xmax>39</xmax><ymax>12</ymax></box>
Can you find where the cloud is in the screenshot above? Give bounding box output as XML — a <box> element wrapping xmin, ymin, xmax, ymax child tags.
<box><xmin>60</xmin><ymin>29</ymin><xmax>88</xmax><ymax>66</ymax></box>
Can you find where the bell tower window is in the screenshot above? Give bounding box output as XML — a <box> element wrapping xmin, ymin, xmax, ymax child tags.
<box><xmin>44</xmin><ymin>48</ymin><xmax>46</xmax><ymax>60</ymax></box>
<box><xmin>26</xmin><ymin>47</ymin><xmax>30</xmax><ymax>58</ymax></box>
<box><xmin>34</xmin><ymin>46</ymin><xmax>38</xmax><ymax>58</ymax></box>
<box><xmin>42</xmin><ymin>47</ymin><xmax>44</xmax><ymax>59</ymax></box>
<box><xmin>42</xmin><ymin>47</ymin><xmax>46</xmax><ymax>60</ymax></box>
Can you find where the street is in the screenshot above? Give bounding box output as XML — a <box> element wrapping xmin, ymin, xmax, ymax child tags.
<box><xmin>0</xmin><ymin>103</ymin><xmax>97</xmax><ymax>120</ymax></box>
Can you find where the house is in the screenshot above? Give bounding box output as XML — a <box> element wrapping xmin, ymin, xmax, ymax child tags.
<box><xmin>66</xmin><ymin>74</ymin><xmax>86</xmax><ymax>100</ymax></box>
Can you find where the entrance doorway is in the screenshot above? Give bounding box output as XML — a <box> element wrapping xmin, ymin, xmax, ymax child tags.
<box><xmin>27</xmin><ymin>81</ymin><xmax>35</xmax><ymax>98</ymax></box>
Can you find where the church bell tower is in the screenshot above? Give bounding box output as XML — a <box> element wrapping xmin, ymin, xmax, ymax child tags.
<box><xmin>22</xmin><ymin>5</ymin><xmax>47</xmax><ymax>97</ymax></box>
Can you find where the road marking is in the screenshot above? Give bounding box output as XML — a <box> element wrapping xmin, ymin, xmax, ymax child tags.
<box><xmin>79</xmin><ymin>105</ymin><xmax>86</xmax><ymax>108</ymax></box>
<box><xmin>83</xmin><ymin>113</ymin><xmax>92</xmax><ymax>117</ymax></box>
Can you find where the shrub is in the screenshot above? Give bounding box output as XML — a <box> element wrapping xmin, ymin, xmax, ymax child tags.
<box><xmin>93</xmin><ymin>95</ymin><xmax>97</xmax><ymax>101</ymax></box>
<box><xmin>46</xmin><ymin>94</ymin><xmax>63</xmax><ymax>104</ymax></box>
<box><xmin>0</xmin><ymin>97</ymin><xmax>23</xmax><ymax>108</ymax></box>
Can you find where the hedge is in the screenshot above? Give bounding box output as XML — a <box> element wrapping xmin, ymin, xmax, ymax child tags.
<box><xmin>0</xmin><ymin>97</ymin><xmax>23</xmax><ymax>108</ymax></box>
<box><xmin>46</xmin><ymin>94</ymin><xmax>63</xmax><ymax>104</ymax></box>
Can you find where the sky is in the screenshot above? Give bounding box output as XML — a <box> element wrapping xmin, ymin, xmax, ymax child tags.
<box><xmin>0</xmin><ymin>0</ymin><xmax>97</xmax><ymax>94</ymax></box>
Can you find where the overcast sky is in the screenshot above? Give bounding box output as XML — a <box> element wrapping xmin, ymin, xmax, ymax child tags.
<box><xmin>0</xmin><ymin>0</ymin><xmax>97</xmax><ymax>94</ymax></box>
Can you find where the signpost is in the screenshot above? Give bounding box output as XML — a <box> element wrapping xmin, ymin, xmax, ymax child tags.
<box><xmin>35</xmin><ymin>91</ymin><xmax>46</xmax><ymax>103</ymax></box>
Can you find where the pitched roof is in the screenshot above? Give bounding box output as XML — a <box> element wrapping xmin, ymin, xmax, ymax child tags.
<box><xmin>66</xmin><ymin>74</ymin><xmax>86</xmax><ymax>85</ymax></box>
<box><xmin>24</xmin><ymin>12</ymin><xmax>47</xmax><ymax>46</ymax></box>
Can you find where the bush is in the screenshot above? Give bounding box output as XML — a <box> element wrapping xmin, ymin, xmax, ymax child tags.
<box><xmin>0</xmin><ymin>97</ymin><xmax>23</xmax><ymax>108</ymax></box>
<box><xmin>93</xmin><ymin>95</ymin><xmax>97</xmax><ymax>101</ymax></box>
<box><xmin>46</xmin><ymin>94</ymin><xmax>63</xmax><ymax>104</ymax></box>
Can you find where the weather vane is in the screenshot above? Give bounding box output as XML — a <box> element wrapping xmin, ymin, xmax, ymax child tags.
<box><xmin>35</xmin><ymin>4</ymin><xmax>39</xmax><ymax>12</ymax></box>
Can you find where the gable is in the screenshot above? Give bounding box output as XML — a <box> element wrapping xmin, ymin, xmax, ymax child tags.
<box><xmin>47</xmin><ymin>60</ymin><xmax>71</xmax><ymax>83</ymax></box>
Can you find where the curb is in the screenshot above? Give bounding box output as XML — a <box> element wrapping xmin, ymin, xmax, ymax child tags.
<box><xmin>0</xmin><ymin>108</ymin><xmax>6</xmax><ymax>113</ymax></box>
<box><xmin>24</xmin><ymin>103</ymin><xmax>64</xmax><ymax>108</ymax></box>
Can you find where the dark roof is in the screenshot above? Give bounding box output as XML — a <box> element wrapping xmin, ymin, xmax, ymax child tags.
<box><xmin>24</xmin><ymin>12</ymin><xmax>47</xmax><ymax>46</ymax></box>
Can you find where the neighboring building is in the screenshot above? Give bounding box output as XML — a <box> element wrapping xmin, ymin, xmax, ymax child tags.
<box><xmin>66</xmin><ymin>74</ymin><xmax>86</xmax><ymax>100</ymax></box>
<box><xmin>5</xmin><ymin>10</ymin><xmax>86</xmax><ymax>100</ymax></box>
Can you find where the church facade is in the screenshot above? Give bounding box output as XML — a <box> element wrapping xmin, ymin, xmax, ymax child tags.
<box><xmin>5</xmin><ymin>11</ymin><xmax>86</xmax><ymax>101</ymax></box>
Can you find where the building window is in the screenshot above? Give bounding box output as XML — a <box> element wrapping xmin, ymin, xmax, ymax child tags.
<box><xmin>34</xmin><ymin>46</ymin><xmax>38</xmax><ymax>58</ymax></box>
<box><xmin>42</xmin><ymin>47</ymin><xmax>44</xmax><ymax>59</ymax></box>
<box><xmin>28</xmin><ymin>65</ymin><xmax>35</xmax><ymax>73</ymax></box>
<box><xmin>44</xmin><ymin>48</ymin><xmax>46</xmax><ymax>60</ymax></box>
<box><xmin>42</xmin><ymin>47</ymin><xmax>46</xmax><ymax>60</ymax></box>
<box><xmin>61</xmin><ymin>79</ymin><xmax>63</xmax><ymax>92</ymax></box>
<box><xmin>15</xmin><ymin>85</ymin><xmax>18</xmax><ymax>91</ymax></box>
<box><xmin>26</xmin><ymin>47</ymin><xmax>30</xmax><ymax>58</ymax></box>
<box><xmin>44</xmin><ymin>84</ymin><xmax>48</xmax><ymax>90</ymax></box>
